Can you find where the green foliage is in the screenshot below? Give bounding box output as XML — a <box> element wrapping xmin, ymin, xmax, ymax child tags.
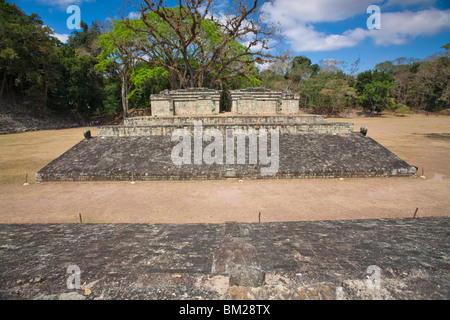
<box><xmin>60</xmin><ymin>23</ymin><xmax>105</xmax><ymax>116</ymax></box>
<box><xmin>303</xmin><ymin>74</ymin><xmax>357</xmax><ymax>114</ymax></box>
<box><xmin>1</xmin><ymin>1</ymin><xmax>448</xmax><ymax>118</ymax></box>
<box><xmin>96</xmin><ymin>19</ymin><xmax>140</xmax><ymax>73</ymax></box>
<box><xmin>102</xmin><ymin>81</ymin><xmax>122</xmax><ymax>116</ymax></box>
<box><xmin>261</xmin><ymin>48</ymin><xmax>449</xmax><ymax>114</ymax></box>
<box><xmin>124</xmin><ymin>5</ymin><xmax>274</xmax><ymax>90</ymax></box>
<box><xmin>0</xmin><ymin>1</ymin><xmax>105</xmax><ymax>117</ymax></box>
<box><xmin>96</xmin><ymin>19</ymin><xmax>143</xmax><ymax>115</ymax></box>
<box><xmin>259</xmin><ymin>69</ymin><xmax>287</xmax><ymax>91</ymax></box>
<box><xmin>0</xmin><ymin>1</ymin><xmax>60</xmax><ymax>114</ymax></box>
<box><xmin>375</xmin><ymin>53</ymin><xmax>449</xmax><ymax>112</ymax></box>
<box><xmin>394</xmin><ymin>103</ymin><xmax>412</xmax><ymax>115</ymax></box>
<box><xmin>128</xmin><ymin>63</ymin><xmax>170</xmax><ymax>108</ymax></box>
<box><xmin>286</xmin><ymin>56</ymin><xmax>319</xmax><ymax>82</ymax></box>
<box><xmin>356</xmin><ymin>70</ymin><xmax>395</xmax><ymax>113</ymax></box>
<box><xmin>414</xmin><ymin>56</ymin><xmax>449</xmax><ymax>112</ymax></box>
<box><xmin>385</xmin><ymin>98</ymin><xmax>397</xmax><ymax>111</ymax></box>
<box><xmin>261</xmin><ymin>56</ymin><xmax>358</xmax><ymax>114</ymax></box>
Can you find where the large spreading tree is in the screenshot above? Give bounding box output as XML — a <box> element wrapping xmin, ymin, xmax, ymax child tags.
<box><xmin>123</xmin><ymin>0</ymin><xmax>281</xmax><ymax>90</ymax></box>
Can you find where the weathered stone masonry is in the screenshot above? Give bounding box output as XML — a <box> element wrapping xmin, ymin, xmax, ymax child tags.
<box><xmin>98</xmin><ymin>122</ymin><xmax>354</xmax><ymax>137</ymax></box>
<box><xmin>230</xmin><ymin>88</ymin><xmax>300</xmax><ymax>115</ymax></box>
<box><xmin>124</xmin><ymin>115</ymin><xmax>327</xmax><ymax>126</ymax></box>
<box><xmin>151</xmin><ymin>88</ymin><xmax>221</xmax><ymax>116</ymax></box>
<box><xmin>36</xmin><ymin>86</ymin><xmax>418</xmax><ymax>182</ymax></box>
<box><xmin>1</xmin><ymin>218</ymin><xmax>448</xmax><ymax>299</ymax></box>
<box><xmin>150</xmin><ymin>87</ymin><xmax>300</xmax><ymax>116</ymax></box>
<box><xmin>35</xmin><ymin>133</ymin><xmax>417</xmax><ymax>182</ymax></box>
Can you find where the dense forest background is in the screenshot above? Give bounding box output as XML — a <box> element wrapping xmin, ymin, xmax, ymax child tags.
<box><xmin>0</xmin><ymin>0</ymin><xmax>448</xmax><ymax>124</ymax></box>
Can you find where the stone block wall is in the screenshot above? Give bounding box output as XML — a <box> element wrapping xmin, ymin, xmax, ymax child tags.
<box><xmin>280</xmin><ymin>92</ymin><xmax>301</xmax><ymax>114</ymax></box>
<box><xmin>36</xmin><ymin>133</ymin><xmax>417</xmax><ymax>182</ymax></box>
<box><xmin>97</xmin><ymin>122</ymin><xmax>354</xmax><ymax>137</ymax></box>
<box><xmin>150</xmin><ymin>88</ymin><xmax>221</xmax><ymax>116</ymax></box>
<box><xmin>150</xmin><ymin>87</ymin><xmax>300</xmax><ymax>116</ymax></box>
<box><xmin>124</xmin><ymin>115</ymin><xmax>327</xmax><ymax>126</ymax></box>
<box><xmin>150</xmin><ymin>93</ymin><xmax>174</xmax><ymax>117</ymax></box>
<box><xmin>230</xmin><ymin>88</ymin><xmax>300</xmax><ymax>115</ymax></box>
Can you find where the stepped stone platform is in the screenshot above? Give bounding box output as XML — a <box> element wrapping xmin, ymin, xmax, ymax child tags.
<box><xmin>124</xmin><ymin>115</ymin><xmax>327</xmax><ymax>125</ymax></box>
<box><xmin>36</xmin><ymin>111</ymin><xmax>417</xmax><ymax>182</ymax></box>
<box><xmin>0</xmin><ymin>217</ymin><xmax>448</xmax><ymax>300</ymax></box>
<box><xmin>149</xmin><ymin>87</ymin><xmax>301</xmax><ymax>116</ymax></box>
<box><xmin>36</xmin><ymin>132</ymin><xmax>416</xmax><ymax>182</ymax></box>
<box><xmin>98</xmin><ymin>122</ymin><xmax>354</xmax><ymax>137</ymax></box>
<box><xmin>99</xmin><ymin>114</ymin><xmax>344</xmax><ymax>137</ymax></box>
<box><xmin>230</xmin><ymin>88</ymin><xmax>300</xmax><ymax>114</ymax></box>
<box><xmin>151</xmin><ymin>88</ymin><xmax>221</xmax><ymax>116</ymax></box>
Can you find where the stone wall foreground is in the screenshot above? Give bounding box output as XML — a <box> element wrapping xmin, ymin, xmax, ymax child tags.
<box><xmin>0</xmin><ymin>217</ymin><xmax>448</xmax><ymax>300</ymax></box>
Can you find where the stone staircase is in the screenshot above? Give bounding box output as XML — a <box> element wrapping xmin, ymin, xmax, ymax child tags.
<box><xmin>35</xmin><ymin>88</ymin><xmax>417</xmax><ymax>181</ymax></box>
<box><xmin>97</xmin><ymin>114</ymin><xmax>354</xmax><ymax>137</ymax></box>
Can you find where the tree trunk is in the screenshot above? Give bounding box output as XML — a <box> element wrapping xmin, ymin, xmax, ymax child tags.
<box><xmin>43</xmin><ymin>83</ymin><xmax>49</xmax><ymax>114</ymax></box>
<box><xmin>168</xmin><ymin>70</ymin><xmax>179</xmax><ymax>90</ymax></box>
<box><xmin>121</xmin><ymin>72</ymin><xmax>129</xmax><ymax>118</ymax></box>
<box><xmin>43</xmin><ymin>65</ymin><xmax>49</xmax><ymax>114</ymax></box>
<box><xmin>0</xmin><ymin>72</ymin><xmax>6</xmax><ymax>99</ymax></box>
<box><xmin>183</xmin><ymin>55</ymin><xmax>195</xmax><ymax>88</ymax></box>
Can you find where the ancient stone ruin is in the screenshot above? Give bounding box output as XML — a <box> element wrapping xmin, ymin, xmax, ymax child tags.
<box><xmin>36</xmin><ymin>87</ymin><xmax>417</xmax><ymax>182</ymax></box>
<box><xmin>98</xmin><ymin>115</ymin><xmax>353</xmax><ymax>137</ymax></box>
<box><xmin>151</xmin><ymin>88</ymin><xmax>221</xmax><ymax>116</ymax></box>
<box><xmin>150</xmin><ymin>87</ymin><xmax>301</xmax><ymax>116</ymax></box>
<box><xmin>230</xmin><ymin>88</ymin><xmax>300</xmax><ymax>115</ymax></box>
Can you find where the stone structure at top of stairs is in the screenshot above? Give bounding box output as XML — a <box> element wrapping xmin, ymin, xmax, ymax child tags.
<box><xmin>151</xmin><ymin>88</ymin><xmax>221</xmax><ymax>117</ymax></box>
<box><xmin>150</xmin><ymin>87</ymin><xmax>300</xmax><ymax>116</ymax></box>
<box><xmin>230</xmin><ymin>87</ymin><xmax>300</xmax><ymax>115</ymax></box>
<box><xmin>98</xmin><ymin>87</ymin><xmax>350</xmax><ymax>137</ymax></box>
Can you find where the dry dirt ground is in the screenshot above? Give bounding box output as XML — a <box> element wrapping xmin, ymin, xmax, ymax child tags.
<box><xmin>0</xmin><ymin>114</ymin><xmax>449</xmax><ymax>224</ymax></box>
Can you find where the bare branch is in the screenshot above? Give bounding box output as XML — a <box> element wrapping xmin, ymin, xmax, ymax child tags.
<box><xmin>122</xmin><ymin>0</ymin><xmax>281</xmax><ymax>89</ymax></box>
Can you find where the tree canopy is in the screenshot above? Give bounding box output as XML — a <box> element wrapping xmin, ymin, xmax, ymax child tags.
<box><xmin>123</xmin><ymin>0</ymin><xmax>280</xmax><ymax>89</ymax></box>
<box><xmin>0</xmin><ymin>0</ymin><xmax>448</xmax><ymax>119</ymax></box>
<box><xmin>0</xmin><ymin>0</ymin><xmax>105</xmax><ymax>117</ymax></box>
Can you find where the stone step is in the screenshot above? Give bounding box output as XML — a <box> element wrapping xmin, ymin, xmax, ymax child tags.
<box><xmin>98</xmin><ymin>122</ymin><xmax>353</xmax><ymax>137</ymax></box>
<box><xmin>36</xmin><ymin>133</ymin><xmax>416</xmax><ymax>182</ymax></box>
<box><xmin>124</xmin><ymin>115</ymin><xmax>327</xmax><ymax>126</ymax></box>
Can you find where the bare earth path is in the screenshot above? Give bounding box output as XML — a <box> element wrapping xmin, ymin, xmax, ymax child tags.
<box><xmin>0</xmin><ymin>115</ymin><xmax>449</xmax><ymax>223</ymax></box>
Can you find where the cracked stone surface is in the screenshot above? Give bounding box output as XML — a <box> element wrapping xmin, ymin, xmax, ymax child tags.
<box><xmin>36</xmin><ymin>133</ymin><xmax>416</xmax><ymax>182</ymax></box>
<box><xmin>0</xmin><ymin>217</ymin><xmax>448</xmax><ymax>300</ymax></box>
